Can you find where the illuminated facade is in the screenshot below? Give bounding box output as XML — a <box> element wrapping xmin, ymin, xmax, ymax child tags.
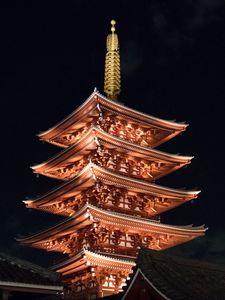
<box><xmin>19</xmin><ymin>21</ymin><xmax>206</xmax><ymax>299</ymax></box>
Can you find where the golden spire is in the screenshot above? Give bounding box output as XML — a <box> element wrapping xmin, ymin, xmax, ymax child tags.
<box><xmin>104</xmin><ymin>20</ymin><xmax>121</xmax><ymax>101</ymax></box>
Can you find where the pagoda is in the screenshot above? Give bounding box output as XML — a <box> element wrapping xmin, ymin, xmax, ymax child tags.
<box><xmin>19</xmin><ymin>20</ymin><xmax>207</xmax><ymax>299</ymax></box>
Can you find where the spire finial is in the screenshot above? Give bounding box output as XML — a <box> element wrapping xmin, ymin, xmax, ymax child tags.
<box><xmin>104</xmin><ymin>20</ymin><xmax>121</xmax><ymax>101</ymax></box>
<box><xmin>111</xmin><ymin>20</ymin><xmax>116</xmax><ymax>33</ymax></box>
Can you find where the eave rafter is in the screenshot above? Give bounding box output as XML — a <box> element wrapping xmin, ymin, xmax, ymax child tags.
<box><xmin>38</xmin><ymin>91</ymin><xmax>188</xmax><ymax>149</ymax></box>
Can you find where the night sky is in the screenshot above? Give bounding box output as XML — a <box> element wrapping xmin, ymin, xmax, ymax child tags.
<box><xmin>1</xmin><ymin>0</ymin><xmax>225</xmax><ymax>267</ymax></box>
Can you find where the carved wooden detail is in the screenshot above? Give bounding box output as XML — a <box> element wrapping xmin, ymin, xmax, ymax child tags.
<box><xmin>43</xmin><ymin>182</ymin><xmax>175</xmax><ymax>219</ymax></box>
<box><xmin>46</xmin><ymin>144</ymin><xmax>170</xmax><ymax>181</ymax></box>
<box><xmin>53</xmin><ymin>124</ymin><xmax>91</xmax><ymax>147</ymax></box>
<box><xmin>48</xmin><ymin>158</ymin><xmax>88</xmax><ymax>180</ymax></box>
<box><xmin>91</xmin><ymin>146</ymin><xmax>167</xmax><ymax>181</ymax></box>
<box><xmin>96</xmin><ymin>110</ymin><xmax>163</xmax><ymax>148</ymax></box>
<box><xmin>40</xmin><ymin>223</ymin><xmax>174</xmax><ymax>257</ymax></box>
<box><xmin>51</xmin><ymin>108</ymin><xmax>166</xmax><ymax>148</ymax></box>
<box><xmin>66</xmin><ymin>269</ymin><xmax>97</xmax><ymax>299</ymax></box>
<box><xmin>66</xmin><ymin>266</ymin><xmax>130</xmax><ymax>298</ymax></box>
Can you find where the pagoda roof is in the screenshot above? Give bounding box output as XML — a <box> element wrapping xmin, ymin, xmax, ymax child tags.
<box><xmin>32</xmin><ymin>126</ymin><xmax>193</xmax><ymax>181</ymax></box>
<box><xmin>18</xmin><ymin>202</ymin><xmax>206</xmax><ymax>248</ymax></box>
<box><xmin>52</xmin><ymin>249</ymin><xmax>135</xmax><ymax>276</ymax></box>
<box><xmin>38</xmin><ymin>91</ymin><xmax>188</xmax><ymax>147</ymax></box>
<box><xmin>25</xmin><ymin>163</ymin><xmax>200</xmax><ymax>210</ymax></box>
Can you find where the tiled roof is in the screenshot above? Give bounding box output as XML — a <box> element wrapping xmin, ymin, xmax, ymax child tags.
<box><xmin>136</xmin><ymin>248</ymin><xmax>225</xmax><ymax>300</ymax></box>
<box><xmin>100</xmin><ymin>247</ymin><xmax>225</xmax><ymax>300</ymax></box>
<box><xmin>0</xmin><ymin>252</ymin><xmax>61</xmax><ymax>287</ymax></box>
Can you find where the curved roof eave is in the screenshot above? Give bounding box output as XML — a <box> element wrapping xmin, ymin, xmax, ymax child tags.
<box><xmin>38</xmin><ymin>90</ymin><xmax>188</xmax><ymax>140</ymax></box>
<box><xmin>18</xmin><ymin>203</ymin><xmax>207</xmax><ymax>244</ymax></box>
<box><xmin>24</xmin><ymin>163</ymin><xmax>200</xmax><ymax>207</ymax></box>
<box><xmin>32</xmin><ymin>126</ymin><xmax>193</xmax><ymax>171</ymax></box>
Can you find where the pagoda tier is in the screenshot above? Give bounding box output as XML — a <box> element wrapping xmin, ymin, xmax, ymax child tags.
<box><xmin>24</xmin><ymin>163</ymin><xmax>200</xmax><ymax>218</ymax></box>
<box><xmin>19</xmin><ymin>203</ymin><xmax>206</xmax><ymax>257</ymax></box>
<box><xmin>32</xmin><ymin>127</ymin><xmax>192</xmax><ymax>182</ymax></box>
<box><xmin>52</xmin><ymin>249</ymin><xmax>135</xmax><ymax>298</ymax></box>
<box><xmin>38</xmin><ymin>91</ymin><xmax>187</xmax><ymax>149</ymax></box>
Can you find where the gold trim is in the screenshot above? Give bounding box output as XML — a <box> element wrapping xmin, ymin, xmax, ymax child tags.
<box><xmin>104</xmin><ymin>20</ymin><xmax>121</xmax><ymax>101</ymax></box>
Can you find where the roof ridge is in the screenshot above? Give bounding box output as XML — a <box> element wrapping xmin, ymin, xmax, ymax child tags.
<box><xmin>96</xmin><ymin>91</ymin><xmax>188</xmax><ymax>127</ymax></box>
<box><xmin>89</xmin><ymin>203</ymin><xmax>206</xmax><ymax>231</ymax></box>
<box><xmin>138</xmin><ymin>248</ymin><xmax>225</xmax><ymax>271</ymax></box>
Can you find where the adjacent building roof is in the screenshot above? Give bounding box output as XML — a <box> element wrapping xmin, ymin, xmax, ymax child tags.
<box><xmin>101</xmin><ymin>248</ymin><xmax>225</xmax><ymax>300</ymax></box>
<box><xmin>0</xmin><ymin>252</ymin><xmax>63</xmax><ymax>294</ymax></box>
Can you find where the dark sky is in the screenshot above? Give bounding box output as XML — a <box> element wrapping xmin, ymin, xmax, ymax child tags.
<box><xmin>1</xmin><ymin>0</ymin><xmax>225</xmax><ymax>267</ymax></box>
